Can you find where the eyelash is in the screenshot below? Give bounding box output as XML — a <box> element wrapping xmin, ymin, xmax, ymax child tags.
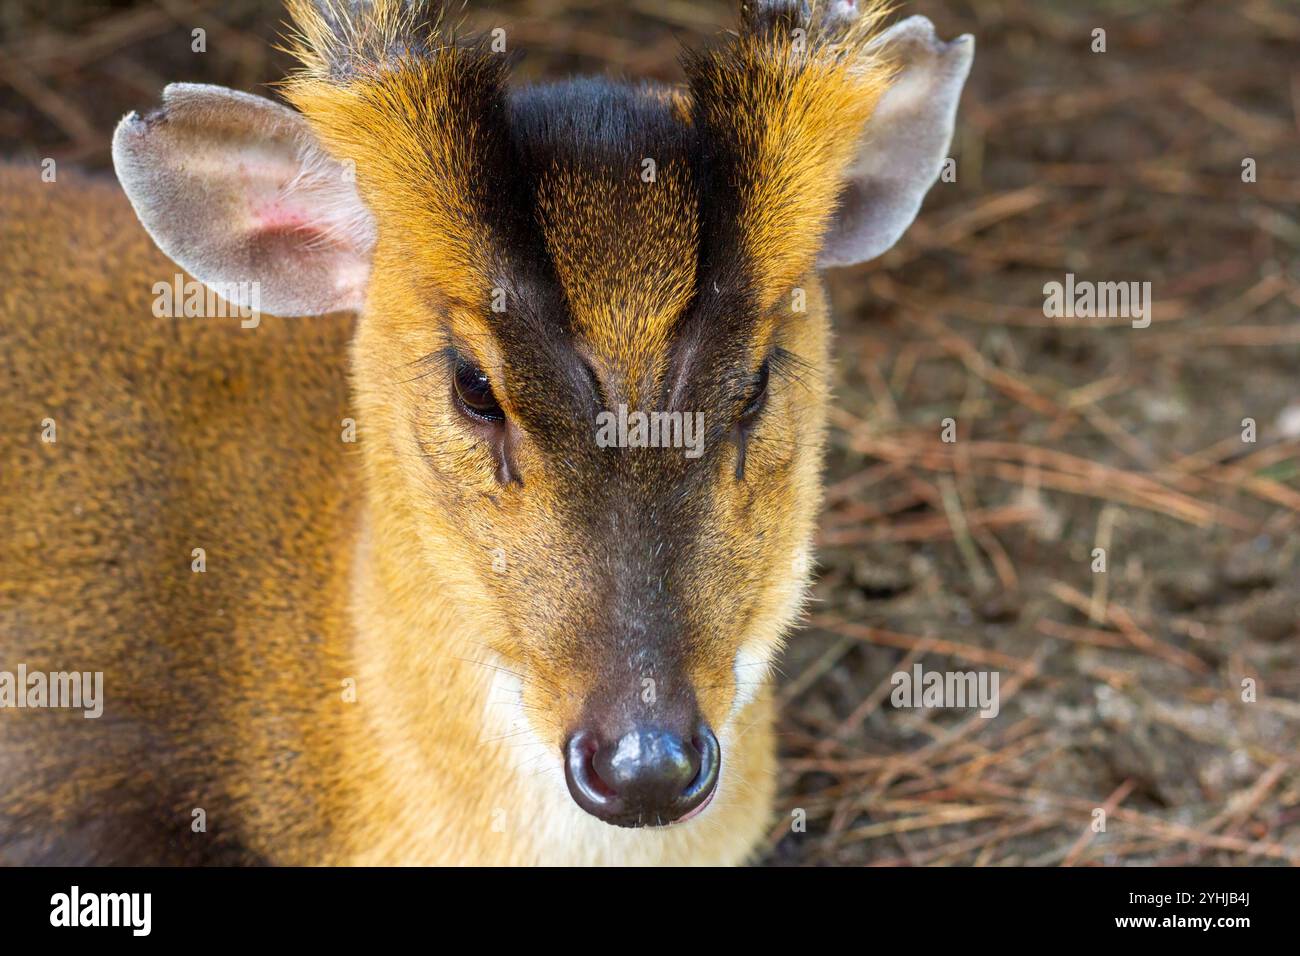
<box><xmin>739</xmin><ymin>345</ymin><xmax>804</xmax><ymax>426</ymax></box>
<box><xmin>738</xmin><ymin>358</ymin><xmax>770</xmax><ymax>427</ymax></box>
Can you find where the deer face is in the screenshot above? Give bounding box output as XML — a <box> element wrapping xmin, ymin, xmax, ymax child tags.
<box><xmin>113</xmin><ymin>0</ymin><xmax>972</xmax><ymax>829</ymax></box>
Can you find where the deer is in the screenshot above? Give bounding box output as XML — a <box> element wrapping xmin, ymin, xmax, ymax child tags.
<box><xmin>0</xmin><ymin>0</ymin><xmax>972</xmax><ymax>865</ymax></box>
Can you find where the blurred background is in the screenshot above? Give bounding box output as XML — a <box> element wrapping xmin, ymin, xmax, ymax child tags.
<box><xmin>1</xmin><ymin>0</ymin><xmax>1297</xmax><ymax>865</ymax></box>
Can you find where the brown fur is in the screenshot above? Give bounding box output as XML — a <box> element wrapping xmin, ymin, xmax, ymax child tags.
<box><xmin>0</xmin><ymin>0</ymin><xmax>902</xmax><ymax>864</ymax></box>
<box><xmin>0</xmin><ymin>165</ymin><xmax>359</xmax><ymax>863</ymax></box>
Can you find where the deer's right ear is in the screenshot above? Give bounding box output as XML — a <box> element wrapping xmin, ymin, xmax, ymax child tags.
<box><xmin>112</xmin><ymin>83</ymin><xmax>374</xmax><ymax>317</ymax></box>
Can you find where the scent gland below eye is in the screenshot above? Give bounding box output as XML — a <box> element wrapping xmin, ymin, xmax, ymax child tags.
<box><xmin>452</xmin><ymin>354</ymin><xmax>505</xmax><ymax>426</ymax></box>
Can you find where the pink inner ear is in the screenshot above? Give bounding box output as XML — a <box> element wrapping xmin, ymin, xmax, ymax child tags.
<box><xmin>250</xmin><ymin>197</ymin><xmax>357</xmax><ymax>260</ymax></box>
<box><xmin>253</xmin><ymin>198</ymin><xmax>316</xmax><ymax>235</ymax></box>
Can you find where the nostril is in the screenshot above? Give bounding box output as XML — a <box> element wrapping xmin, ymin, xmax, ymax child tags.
<box><xmin>679</xmin><ymin>724</ymin><xmax>720</xmax><ymax>811</ymax></box>
<box><xmin>565</xmin><ymin>730</ymin><xmax>616</xmax><ymax>808</ymax></box>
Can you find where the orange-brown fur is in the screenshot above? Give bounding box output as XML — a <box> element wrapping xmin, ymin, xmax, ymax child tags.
<box><xmin>0</xmin><ymin>165</ymin><xmax>361</xmax><ymax>863</ymax></box>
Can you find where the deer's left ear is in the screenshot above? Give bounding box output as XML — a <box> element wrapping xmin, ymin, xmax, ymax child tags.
<box><xmin>818</xmin><ymin>17</ymin><xmax>974</xmax><ymax>269</ymax></box>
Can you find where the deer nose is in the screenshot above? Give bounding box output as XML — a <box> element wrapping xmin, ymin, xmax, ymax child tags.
<box><xmin>564</xmin><ymin>723</ymin><xmax>720</xmax><ymax>827</ymax></box>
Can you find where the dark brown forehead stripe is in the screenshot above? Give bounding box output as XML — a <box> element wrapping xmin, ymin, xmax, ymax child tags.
<box><xmin>508</xmin><ymin>80</ymin><xmax>700</xmax><ymax>407</ymax></box>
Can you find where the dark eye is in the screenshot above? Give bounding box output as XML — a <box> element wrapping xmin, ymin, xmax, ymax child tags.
<box><xmin>738</xmin><ymin>358</ymin><xmax>770</xmax><ymax>428</ymax></box>
<box><xmin>452</xmin><ymin>356</ymin><xmax>505</xmax><ymax>425</ymax></box>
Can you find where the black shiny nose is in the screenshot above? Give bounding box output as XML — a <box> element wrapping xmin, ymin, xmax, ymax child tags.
<box><xmin>564</xmin><ymin>724</ymin><xmax>720</xmax><ymax>827</ymax></box>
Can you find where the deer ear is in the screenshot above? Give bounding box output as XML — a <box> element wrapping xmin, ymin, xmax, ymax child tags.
<box><xmin>112</xmin><ymin>83</ymin><xmax>374</xmax><ymax>316</ymax></box>
<box><xmin>818</xmin><ymin>17</ymin><xmax>973</xmax><ymax>269</ymax></box>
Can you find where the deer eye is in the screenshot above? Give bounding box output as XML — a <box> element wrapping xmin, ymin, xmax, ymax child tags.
<box><xmin>738</xmin><ymin>357</ymin><xmax>770</xmax><ymax>429</ymax></box>
<box><xmin>452</xmin><ymin>355</ymin><xmax>505</xmax><ymax>425</ymax></box>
